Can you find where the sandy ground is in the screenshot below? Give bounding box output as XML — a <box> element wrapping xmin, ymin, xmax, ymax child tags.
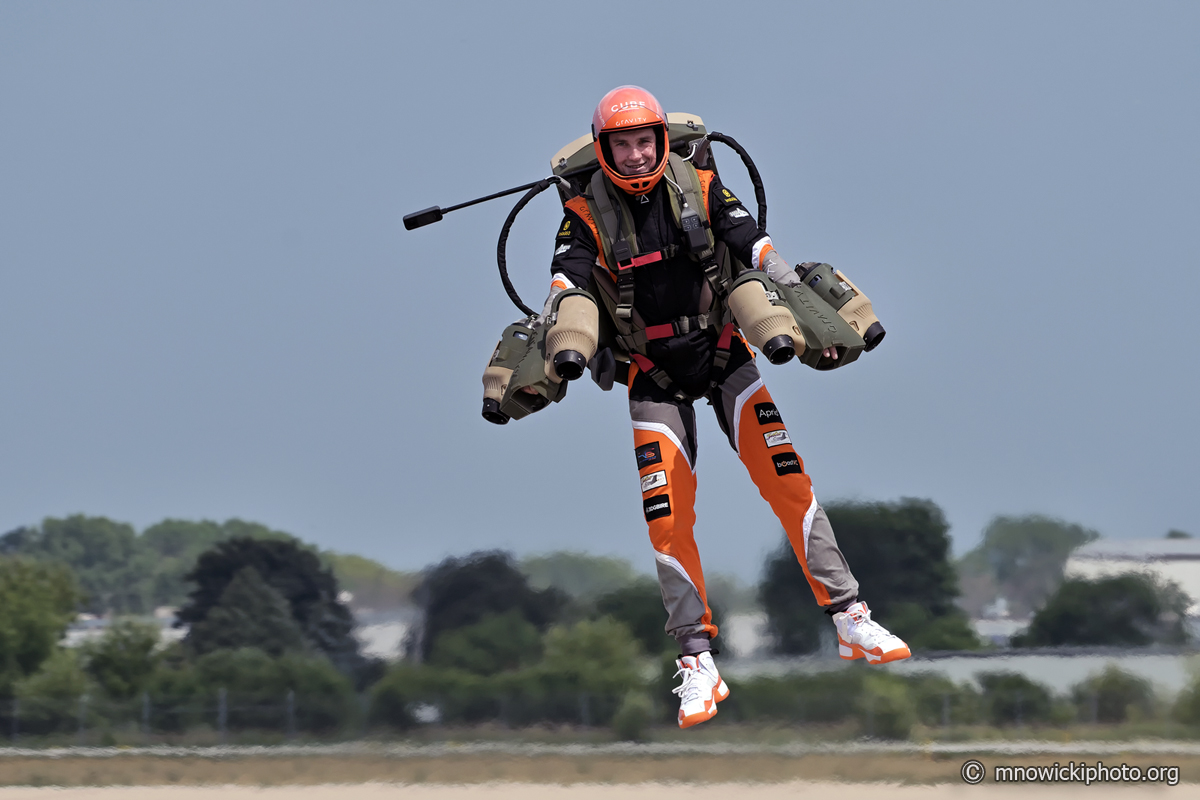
<box><xmin>0</xmin><ymin>750</ymin><xmax>1192</xmax><ymax>795</ymax></box>
<box><xmin>0</xmin><ymin>783</ymin><xmax>1193</xmax><ymax>799</ymax></box>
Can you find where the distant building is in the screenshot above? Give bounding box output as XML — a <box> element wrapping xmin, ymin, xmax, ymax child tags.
<box><xmin>1065</xmin><ymin>538</ymin><xmax>1200</xmax><ymax>615</ymax></box>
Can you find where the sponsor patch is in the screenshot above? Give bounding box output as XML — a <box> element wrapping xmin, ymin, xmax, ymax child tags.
<box><xmin>729</xmin><ymin>207</ymin><xmax>750</xmax><ymax>219</ymax></box>
<box><xmin>772</xmin><ymin>451</ymin><xmax>804</xmax><ymax>476</ymax></box>
<box><xmin>635</xmin><ymin>441</ymin><xmax>663</xmax><ymax>468</ymax></box>
<box><xmin>643</xmin><ymin>495</ymin><xmax>672</xmax><ymax>521</ymax></box>
<box><xmin>754</xmin><ymin>402</ymin><xmax>782</xmax><ymax>426</ymax></box>
<box><xmin>557</xmin><ymin>219</ymin><xmax>573</xmax><ymax>238</ymax></box>
<box><xmin>554</xmin><ymin>243</ymin><xmax>571</xmax><ymax>256</ymax></box>
<box><xmin>764</xmin><ymin>430</ymin><xmax>792</xmax><ymax>448</ymax></box>
<box><xmin>720</xmin><ymin>187</ymin><xmax>740</xmax><ymax>205</ymax></box>
<box><xmin>640</xmin><ymin>470</ymin><xmax>667</xmax><ymax>493</ymax></box>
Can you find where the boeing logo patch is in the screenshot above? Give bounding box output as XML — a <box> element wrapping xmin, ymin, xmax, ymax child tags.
<box><xmin>764</xmin><ymin>430</ymin><xmax>792</xmax><ymax>448</ymax></box>
<box><xmin>640</xmin><ymin>470</ymin><xmax>667</xmax><ymax>493</ymax></box>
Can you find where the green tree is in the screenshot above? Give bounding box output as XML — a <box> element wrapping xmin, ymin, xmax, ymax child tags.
<box><xmin>410</xmin><ymin>550</ymin><xmax>565</xmax><ymax>661</ymax></box>
<box><xmin>140</xmin><ymin>518</ymin><xmax>297</xmax><ymax>608</ymax></box>
<box><xmin>185</xmin><ymin>566</ymin><xmax>309</xmax><ymax>657</ymax></box>
<box><xmin>191</xmin><ymin>647</ymin><xmax>357</xmax><ymax>731</ymax></box>
<box><xmin>758</xmin><ymin>537</ymin><xmax>825</xmax><ymax>655</ymax></box>
<box><xmin>593</xmin><ymin>578</ymin><xmax>675</xmax><ymax>656</ymax></box>
<box><xmin>1071</xmin><ymin>665</ymin><xmax>1155</xmax><ymax>723</ymax></box>
<box><xmin>978</xmin><ymin>671</ymin><xmax>1055</xmax><ymax>726</ymax></box>
<box><xmin>957</xmin><ymin>515</ymin><xmax>1099</xmax><ymax>619</ymax></box>
<box><xmin>177</xmin><ymin>537</ymin><xmax>365</xmax><ymax>680</ymax></box>
<box><xmin>537</xmin><ymin>618</ymin><xmax>643</xmax><ymax>696</ymax></box>
<box><xmin>857</xmin><ymin>674</ymin><xmax>917</xmax><ymax>740</ymax></box>
<box><xmin>520</xmin><ymin>551</ymin><xmax>641</xmax><ymax>602</ymax></box>
<box><xmin>12</xmin><ymin>649</ymin><xmax>94</xmax><ymax>734</ymax></box>
<box><xmin>0</xmin><ymin>558</ymin><xmax>79</xmax><ymax>693</ymax></box>
<box><xmin>81</xmin><ymin>618</ymin><xmax>162</xmax><ymax>700</ymax></box>
<box><xmin>1</xmin><ymin>516</ymin><xmax>150</xmax><ymax>613</ymax></box>
<box><xmin>427</xmin><ymin>609</ymin><xmax>543</xmax><ymax>675</ymax></box>
<box><xmin>1013</xmin><ymin>574</ymin><xmax>1188</xmax><ymax>648</ymax></box>
<box><xmin>759</xmin><ymin>498</ymin><xmax>977</xmax><ymax>654</ymax></box>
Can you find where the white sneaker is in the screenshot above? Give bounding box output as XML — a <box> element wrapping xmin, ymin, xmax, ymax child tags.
<box><xmin>672</xmin><ymin>651</ymin><xmax>730</xmax><ymax>728</ymax></box>
<box><xmin>833</xmin><ymin>601</ymin><xmax>911</xmax><ymax>664</ymax></box>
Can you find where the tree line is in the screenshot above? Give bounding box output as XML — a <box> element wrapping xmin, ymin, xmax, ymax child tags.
<box><xmin>0</xmin><ymin>499</ymin><xmax>1191</xmax><ymax>740</ymax></box>
<box><xmin>0</xmin><ymin>516</ymin><xmax>416</xmax><ymax>615</ymax></box>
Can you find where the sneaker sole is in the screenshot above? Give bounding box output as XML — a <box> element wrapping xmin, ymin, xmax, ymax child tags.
<box><xmin>678</xmin><ymin>680</ymin><xmax>730</xmax><ymax>729</ymax></box>
<box><xmin>838</xmin><ymin>639</ymin><xmax>911</xmax><ymax>664</ymax></box>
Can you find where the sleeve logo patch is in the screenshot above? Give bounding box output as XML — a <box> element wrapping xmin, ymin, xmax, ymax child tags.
<box><xmin>764</xmin><ymin>430</ymin><xmax>792</xmax><ymax>448</ymax></box>
<box><xmin>640</xmin><ymin>470</ymin><xmax>668</xmax><ymax>493</ymax></box>
<box><xmin>554</xmin><ymin>243</ymin><xmax>571</xmax><ymax>256</ymax></box>
<box><xmin>643</xmin><ymin>495</ymin><xmax>672</xmax><ymax>521</ymax></box>
<box><xmin>635</xmin><ymin>441</ymin><xmax>663</xmax><ymax>468</ymax></box>
<box><xmin>729</xmin><ymin>207</ymin><xmax>750</xmax><ymax>219</ymax></box>
<box><xmin>557</xmin><ymin>220</ymin><xmax>573</xmax><ymax>238</ymax></box>
<box><xmin>754</xmin><ymin>402</ymin><xmax>782</xmax><ymax>425</ymax></box>
<box><xmin>720</xmin><ymin>187</ymin><xmax>740</xmax><ymax>204</ymax></box>
<box><xmin>772</xmin><ymin>451</ymin><xmax>804</xmax><ymax>476</ymax></box>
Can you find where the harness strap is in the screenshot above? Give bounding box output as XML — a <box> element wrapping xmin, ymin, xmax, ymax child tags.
<box><xmin>590</xmin><ymin>169</ymin><xmax>633</xmax><ymax>265</ymax></box>
<box><xmin>630</xmin><ymin>354</ymin><xmax>691</xmax><ymax>403</ymax></box>
<box><xmin>711</xmin><ymin>323</ymin><xmax>734</xmax><ymax>378</ymax></box>
<box><xmin>576</xmin><ymin>162</ymin><xmax>737</xmax><ymax>403</ymax></box>
<box><xmin>628</xmin><ymin>323</ymin><xmax>737</xmax><ymax>403</ymax></box>
<box><xmin>615</xmin><ymin>309</ymin><xmax>721</xmax><ymax>351</ymax></box>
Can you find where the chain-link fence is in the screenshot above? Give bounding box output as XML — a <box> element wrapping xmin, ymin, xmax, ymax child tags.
<box><xmin>0</xmin><ymin>665</ymin><xmax>1188</xmax><ymax>744</ymax></box>
<box><xmin>0</xmin><ymin>690</ymin><xmax>362</xmax><ymax>744</ymax></box>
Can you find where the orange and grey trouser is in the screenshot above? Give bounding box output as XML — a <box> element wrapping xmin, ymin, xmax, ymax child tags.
<box><xmin>630</xmin><ymin>347</ymin><xmax>859</xmax><ymax>655</ymax></box>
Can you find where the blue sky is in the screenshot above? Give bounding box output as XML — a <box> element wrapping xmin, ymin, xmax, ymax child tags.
<box><xmin>1</xmin><ymin>1</ymin><xmax>1197</xmax><ymax>581</ymax></box>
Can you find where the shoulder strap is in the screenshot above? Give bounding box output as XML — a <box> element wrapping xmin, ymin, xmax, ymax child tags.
<box><xmin>588</xmin><ymin>169</ymin><xmax>636</xmax><ymax>264</ymax></box>
<box><xmin>665</xmin><ymin>154</ymin><xmax>716</xmax><ymax>258</ymax></box>
<box><xmin>563</xmin><ymin>195</ymin><xmax>608</xmax><ymax>272</ymax></box>
<box><xmin>695</xmin><ymin>168</ymin><xmax>714</xmax><ymax>219</ymax></box>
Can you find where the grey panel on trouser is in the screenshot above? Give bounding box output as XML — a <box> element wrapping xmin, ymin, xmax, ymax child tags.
<box><xmin>656</xmin><ymin>559</ymin><xmax>710</xmax><ymax>642</ymax></box>
<box><xmin>806</xmin><ymin>502</ymin><xmax>860</xmax><ymax>607</ymax></box>
<box><xmin>629</xmin><ymin>397</ymin><xmax>698</xmax><ymax>466</ymax></box>
<box><xmin>710</xmin><ymin>359</ymin><xmax>763</xmax><ymax>451</ymax></box>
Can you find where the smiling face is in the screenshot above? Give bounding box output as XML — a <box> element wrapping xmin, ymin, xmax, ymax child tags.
<box><xmin>606</xmin><ymin>127</ymin><xmax>658</xmax><ymax>176</ymax></box>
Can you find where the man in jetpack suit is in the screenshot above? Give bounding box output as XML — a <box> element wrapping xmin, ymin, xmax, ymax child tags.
<box><xmin>531</xmin><ymin>86</ymin><xmax>910</xmax><ymax>729</ymax></box>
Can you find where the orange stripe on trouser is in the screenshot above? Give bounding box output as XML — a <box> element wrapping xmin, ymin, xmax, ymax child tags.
<box><xmin>632</xmin><ymin>427</ymin><xmax>717</xmax><ymax>641</ymax></box>
<box><xmin>736</xmin><ymin>384</ymin><xmax>832</xmax><ymax>605</ymax></box>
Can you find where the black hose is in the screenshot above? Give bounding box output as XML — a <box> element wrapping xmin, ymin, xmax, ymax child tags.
<box><xmin>496</xmin><ymin>177</ymin><xmax>556</xmax><ymax>316</ymax></box>
<box><xmin>708</xmin><ymin>131</ymin><xmax>768</xmax><ymax>233</ymax></box>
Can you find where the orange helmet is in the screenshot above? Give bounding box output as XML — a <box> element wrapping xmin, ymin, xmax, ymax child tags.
<box><xmin>592</xmin><ymin>85</ymin><xmax>669</xmax><ymax>195</ymax></box>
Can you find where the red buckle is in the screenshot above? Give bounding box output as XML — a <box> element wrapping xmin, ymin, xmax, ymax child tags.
<box><xmin>618</xmin><ymin>250</ymin><xmax>663</xmax><ymax>270</ymax></box>
<box><xmin>631</xmin><ymin>354</ymin><xmax>655</xmax><ymax>373</ymax></box>
<box><xmin>644</xmin><ymin>323</ymin><xmax>674</xmax><ymax>340</ymax></box>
